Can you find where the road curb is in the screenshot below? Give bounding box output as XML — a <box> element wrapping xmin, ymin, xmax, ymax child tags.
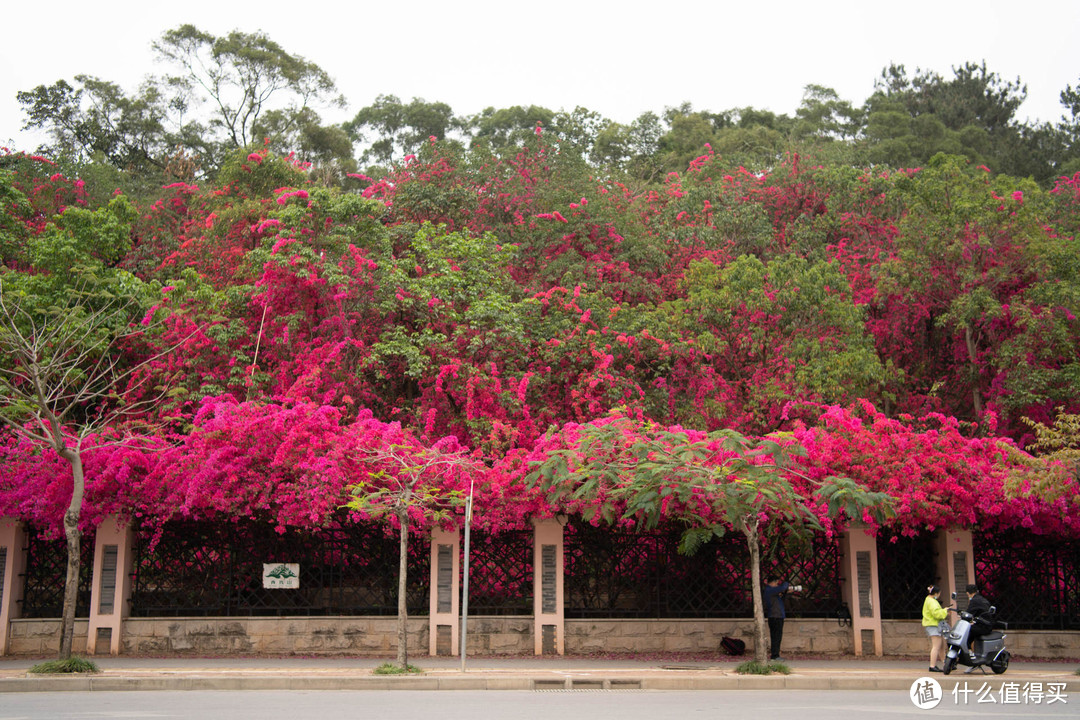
<box><xmin>1</xmin><ymin>673</ymin><xmax>1077</xmax><ymax>693</ymax></box>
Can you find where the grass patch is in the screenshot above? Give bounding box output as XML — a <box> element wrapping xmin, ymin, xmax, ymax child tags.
<box><xmin>735</xmin><ymin>659</ymin><xmax>791</xmax><ymax>675</ymax></box>
<box><xmin>372</xmin><ymin>662</ymin><xmax>423</xmax><ymax>675</ymax></box>
<box><xmin>28</xmin><ymin>657</ymin><xmax>100</xmax><ymax>674</ymax></box>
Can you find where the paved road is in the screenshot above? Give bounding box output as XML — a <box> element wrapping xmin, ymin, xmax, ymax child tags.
<box><xmin>0</xmin><ymin>689</ymin><xmax>1075</xmax><ymax>720</ymax></box>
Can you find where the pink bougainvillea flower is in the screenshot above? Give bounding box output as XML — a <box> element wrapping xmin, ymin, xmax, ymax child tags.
<box><xmin>275</xmin><ymin>189</ymin><xmax>309</xmax><ymax>205</ymax></box>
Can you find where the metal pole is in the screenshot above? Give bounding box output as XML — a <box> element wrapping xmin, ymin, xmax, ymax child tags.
<box><xmin>460</xmin><ymin>480</ymin><xmax>474</xmax><ymax>672</ymax></box>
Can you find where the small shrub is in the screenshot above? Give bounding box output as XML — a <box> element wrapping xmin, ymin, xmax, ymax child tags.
<box><xmin>735</xmin><ymin>659</ymin><xmax>791</xmax><ymax>675</ymax></box>
<box><xmin>735</xmin><ymin>660</ymin><xmax>771</xmax><ymax>675</ymax></box>
<box><xmin>372</xmin><ymin>662</ymin><xmax>423</xmax><ymax>675</ymax></box>
<box><xmin>28</xmin><ymin>657</ymin><xmax>100</xmax><ymax>674</ymax></box>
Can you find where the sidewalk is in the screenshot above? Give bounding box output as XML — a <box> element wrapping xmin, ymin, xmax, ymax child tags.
<box><xmin>1</xmin><ymin>655</ymin><xmax>1078</xmax><ymax>693</ymax></box>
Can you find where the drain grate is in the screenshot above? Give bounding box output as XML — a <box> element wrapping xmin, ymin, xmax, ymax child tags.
<box><xmin>534</xmin><ymin>689</ymin><xmax>646</xmax><ymax>693</ymax></box>
<box><xmin>610</xmin><ymin>680</ymin><xmax>643</xmax><ymax>689</ymax></box>
<box><xmin>532</xmin><ymin>679</ymin><xmax>644</xmax><ymax>691</ymax></box>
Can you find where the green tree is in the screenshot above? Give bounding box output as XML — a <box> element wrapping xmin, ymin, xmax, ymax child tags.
<box><xmin>346</xmin><ymin>95</ymin><xmax>462</xmax><ymax>167</ymax></box>
<box><xmin>656</xmin><ymin>103</ymin><xmax>726</xmax><ymax>173</ymax></box>
<box><xmin>17</xmin><ymin>76</ymin><xmax>179</xmax><ymax>177</ymax></box>
<box><xmin>881</xmin><ymin>154</ymin><xmax>1073</xmax><ymax>423</ymax></box>
<box><xmin>153</xmin><ymin>25</ymin><xmax>343</xmax><ymax>156</ymax></box>
<box><xmin>465</xmin><ymin>105</ymin><xmax>555</xmax><ymax>155</ymax></box>
<box><xmin>527</xmin><ymin>418</ymin><xmax>893</xmax><ymax>664</ymax></box>
<box><xmin>1055</xmin><ymin>77</ymin><xmax>1080</xmax><ymax>176</ymax></box>
<box><xmin>666</xmin><ymin>254</ymin><xmax>886</xmax><ymax>431</ymax></box>
<box><xmin>860</xmin><ymin>62</ymin><xmax>1054</xmax><ymax>181</ymax></box>
<box><xmin>793</xmin><ymin>85</ymin><xmax>863</xmax><ymax>145</ymax></box>
<box><xmin>1004</xmin><ymin>409</ymin><xmax>1080</xmax><ymax>518</ymax></box>
<box><xmin>591</xmin><ymin>111</ymin><xmax>665</xmax><ymax>183</ymax></box>
<box><xmin>347</xmin><ymin>435</ymin><xmax>473</xmax><ymax>669</ymax></box>
<box><xmin>551</xmin><ymin>105</ymin><xmax>608</xmax><ymax>161</ymax></box>
<box><xmin>20</xmin><ymin>26</ymin><xmax>344</xmax><ymax>180</ymax></box>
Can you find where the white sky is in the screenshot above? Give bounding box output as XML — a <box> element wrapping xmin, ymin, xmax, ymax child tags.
<box><xmin>2</xmin><ymin>0</ymin><xmax>1079</xmax><ymax>152</ymax></box>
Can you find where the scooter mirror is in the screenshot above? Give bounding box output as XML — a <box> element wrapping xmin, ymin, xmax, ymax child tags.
<box><xmin>951</xmin><ymin>592</ymin><xmax>956</xmax><ymax>600</ymax></box>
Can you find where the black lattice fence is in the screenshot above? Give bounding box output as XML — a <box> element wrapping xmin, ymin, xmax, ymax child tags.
<box><xmin>463</xmin><ymin>529</ymin><xmax>533</xmax><ymax>615</ymax></box>
<box><xmin>129</xmin><ymin>521</ymin><xmax>429</xmax><ymax>617</ymax></box>
<box><xmin>19</xmin><ymin>529</ymin><xmax>95</xmax><ymax>619</ymax></box>
<box><xmin>659</xmin><ymin>534</ymin><xmax>752</xmax><ymax>618</ymax></box>
<box><xmin>565</xmin><ymin>523</ymin><xmax>665</xmax><ymax>618</ymax></box>
<box><xmin>975</xmin><ymin>530</ymin><xmax>1080</xmax><ymax>630</ymax></box>
<box><xmin>564</xmin><ymin>522</ymin><xmax>840</xmax><ymax>618</ymax></box>
<box><xmin>763</xmin><ymin>535</ymin><xmax>844</xmax><ymax>619</ymax></box>
<box><xmin>876</xmin><ymin>531</ymin><xmax>938</xmax><ymax>619</ymax></box>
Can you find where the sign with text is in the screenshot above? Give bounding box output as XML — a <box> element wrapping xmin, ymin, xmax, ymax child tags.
<box><xmin>262</xmin><ymin>563</ymin><xmax>300</xmax><ymax>589</ymax></box>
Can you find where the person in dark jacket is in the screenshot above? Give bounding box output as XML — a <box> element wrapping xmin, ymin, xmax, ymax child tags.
<box><xmin>763</xmin><ymin>575</ymin><xmax>800</xmax><ymax>660</ymax></box>
<box><xmin>965</xmin><ymin>583</ymin><xmax>993</xmax><ymax>649</ymax></box>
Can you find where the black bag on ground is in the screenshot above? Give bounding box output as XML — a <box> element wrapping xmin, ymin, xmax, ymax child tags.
<box><xmin>720</xmin><ymin>636</ymin><xmax>746</xmax><ymax>655</ymax></box>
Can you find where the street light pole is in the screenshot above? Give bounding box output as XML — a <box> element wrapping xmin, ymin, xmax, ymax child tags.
<box><xmin>460</xmin><ymin>479</ymin><xmax>474</xmax><ymax>672</ymax></box>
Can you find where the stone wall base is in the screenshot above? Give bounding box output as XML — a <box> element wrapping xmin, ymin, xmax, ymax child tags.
<box><xmin>122</xmin><ymin>617</ymin><xmax>432</xmax><ymax>655</ymax></box>
<box><xmin>5</xmin><ymin>617</ymin><xmax>1079</xmax><ymax>658</ymax></box>
<box><xmin>566</xmin><ymin>618</ymin><xmax>854</xmax><ymax>655</ymax></box>
<box><xmin>881</xmin><ymin>619</ymin><xmax>1080</xmax><ymax>659</ymax></box>
<box><xmin>6</xmin><ymin>620</ymin><xmax>89</xmax><ymax>656</ymax></box>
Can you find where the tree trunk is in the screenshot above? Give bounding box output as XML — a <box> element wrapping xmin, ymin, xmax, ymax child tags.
<box><xmin>744</xmin><ymin>519</ymin><xmax>768</xmax><ymax>664</ymax></box>
<box><xmin>58</xmin><ymin>449</ymin><xmax>85</xmax><ymax>661</ymax></box>
<box><xmin>396</xmin><ymin>507</ymin><xmax>409</xmax><ymax>669</ymax></box>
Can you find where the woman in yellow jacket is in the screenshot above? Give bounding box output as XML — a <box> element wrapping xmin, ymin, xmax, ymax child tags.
<box><xmin>922</xmin><ymin>585</ymin><xmax>955</xmax><ymax>672</ymax></box>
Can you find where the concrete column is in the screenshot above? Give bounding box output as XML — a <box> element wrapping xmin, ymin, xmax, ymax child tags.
<box><xmin>839</xmin><ymin>526</ymin><xmax>883</xmax><ymax>657</ymax></box>
<box><xmin>0</xmin><ymin>518</ymin><xmax>27</xmax><ymax>656</ymax></box>
<box><xmin>532</xmin><ymin>518</ymin><xmax>564</xmax><ymax>655</ymax></box>
<box><xmin>428</xmin><ymin>527</ymin><xmax>460</xmax><ymax>656</ymax></box>
<box><xmin>85</xmin><ymin>516</ymin><xmax>135</xmax><ymax>656</ymax></box>
<box><xmin>935</xmin><ymin>529</ymin><xmax>975</xmax><ymax>610</ymax></box>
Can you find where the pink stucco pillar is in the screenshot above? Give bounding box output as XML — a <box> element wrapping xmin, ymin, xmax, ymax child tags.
<box><xmin>935</xmin><ymin>529</ymin><xmax>976</xmax><ymax>608</ymax></box>
<box><xmin>532</xmin><ymin>518</ymin><xmax>564</xmax><ymax>655</ymax></box>
<box><xmin>0</xmin><ymin>518</ymin><xmax>27</xmax><ymax>656</ymax></box>
<box><xmin>429</xmin><ymin>527</ymin><xmax>460</xmax><ymax>656</ymax></box>
<box><xmin>839</xmin><ymin>525</ymin><xmax>883</xmax><ymax>656</ymax></box>
<box><xmin>85</xmin><ymin>516</ymin><xmax>135</xmax><ymax>656</ymax></box>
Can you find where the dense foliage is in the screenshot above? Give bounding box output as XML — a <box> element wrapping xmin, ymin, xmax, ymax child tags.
<box><xmin>3</xmin><ymin>28</ymin><xmax>1080</xmax><ymax>547</ymax></box>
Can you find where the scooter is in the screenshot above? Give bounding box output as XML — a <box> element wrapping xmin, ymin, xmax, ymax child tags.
<box><xmin>942</xmin><ymin>594</ymin><xmax>1010</xmax><ymax>675</ymax></box>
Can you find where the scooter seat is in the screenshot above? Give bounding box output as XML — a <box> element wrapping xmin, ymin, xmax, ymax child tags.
<box><xmin>981</xmin><ymin>632</ymin><xmax>1004</xmax><ymax>642</ymax></box>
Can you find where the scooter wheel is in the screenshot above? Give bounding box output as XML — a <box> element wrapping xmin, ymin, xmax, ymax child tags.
<box><xmin>991</xmin><ymin>652</ymin><xmax>1010</xmax><ymax>675</ymax></box>
<box><xmin>943</xmin><ymin>655</ymin><xmax>957</xmax><ymax>675</ymax></box>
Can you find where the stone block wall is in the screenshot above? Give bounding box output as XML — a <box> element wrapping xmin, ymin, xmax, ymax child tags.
<box><xmin>455</xmin><ymin>617</ymin><xmax>532</xmax><ymax>655</ymax></box>
<box><xmin>5</xmin><ymin>616</ymin><xmax>1080</xmax><ymax>658</ymax></box>
<box><xmin>3</xmin><ymin>616</ymin><xmax>536</xmax><ymax>657</ymax></box>
<box><xmin>881</xmin><ymin>619</ymin><xmax>1080</xmax><ymax>659</ymax></box>
<box><xmin>565</xmin><ymin>618</ymin><xmax>854</xmax><ymax>655</ymax></box>
<box><xmin>120</xmin><ymin>617</ymin><xmax>431</xmax><ymax>655</ymax></box>
<box><xmin>7</xmin><ymin>619</ymin><xmax>88</xmax><ymax>656</ymax></box>
<box><xmin>1004</xmin><ymin>630</ymin><xmax>1080</xmax><ymax>659</ymax></box>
